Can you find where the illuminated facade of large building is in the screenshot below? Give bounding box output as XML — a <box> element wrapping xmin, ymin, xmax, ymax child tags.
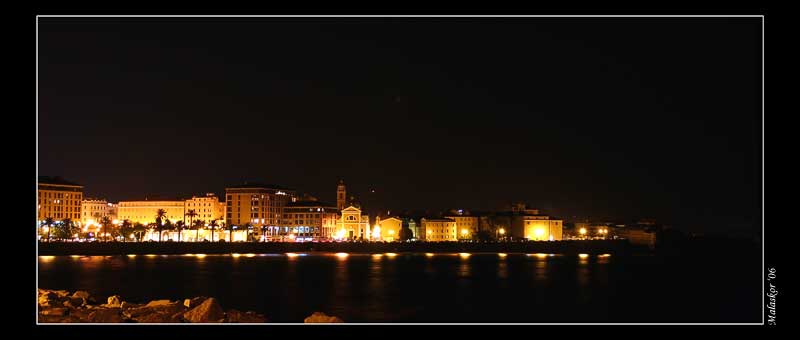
<box><xmin>335</xmin><ymin>206</ymin><xmax>370</xmax><ymax>240</ymax></box>
<box><xmin>499</xmin><ymin>203</ymin><xmax>563</xmax><ymax>241</ymax></box>
<box><xmin>225</xmin><ymin>183</ymin><xmax>297</xmax><ymax>238</ymax></box>
<box><xmin>184</xmin><ymin>193</ymin><xmax>225</xmax><ymax>226</ymax></box>
<box><xmin>37</xmin><ymin>176</ymin><xmax>83</xmax><ymax>224</ymax></box>
<box><xmin>279</xmin><ymin>200</ymin><xmax>338</xmax><ymax>241</ymax></box>
<box><xmin>444</xmin><ymin>213</ymin><xmax>480</xmax><ymax>241</ymax></box>
<box><xmin>420</xmin><ymin>218</ymin><xmax>457</xmax><ymax>242</ymax></box>
<box><xmin>373</xmin><ymin>216</ymin><xmax>403</xmax><ymax>241</ymax></box>
<box><xmin>81</xmin><ymin>199</ymin><xmax>118</xmax><ymax>224</ymax></box>
<box><xmin>117</xmin><ymin>200</ymin><xmax>185</xmax><ymax>225</ymax></box>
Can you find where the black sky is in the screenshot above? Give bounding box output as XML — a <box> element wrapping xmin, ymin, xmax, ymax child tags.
<box><xmin>37</xmin><ymin>17</ymin><xmax>762</xmax><ymax>236</ymax></box>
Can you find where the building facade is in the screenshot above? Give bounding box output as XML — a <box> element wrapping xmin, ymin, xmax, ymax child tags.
<box><xmin>225</xmin><ymin>183</ymin><xmax>297</xmax><ymax>239</ymax></box>
<box><xmin>278</xmin><ymin>200</ymin><xmax>339</xmax><ymax>241</ymax></box>
<box><xmin>522</xmin><ymin>216</ymin><xmax>563</xmax><ymax>241</ymax></box>
<box><xmin>444</xmin><ymin>213</ymin><xmax>480</xmax><ymax>241</ymax></box>
<box><xmin>374</xmin><ymin>216</ymin><xmax>403</xmax><ymax>242</ymax></box>
<box><xmin>421</xmin><ymin>218</ymin><xmax>457</xmax><ymax>242</ymax></box>
<box><xmin>117</xmin><ymin>200</ymin><xmax>185</xmax><ymax>225</ymax></box>
<box><xmin>81</xmin><ymin>199</ymin><xmax>118</xmax><ymax>225</ymax></box>
<box><xmin>184</xmin><ymin>193</ymin><xmax>225</xmax><ymax>226</ymax></box>
<box><xmin>37</xmin><ymin>176</ymin><xmax>83</xmax><ymax>224</ymax></box>
<box><xmin>335</xmin><ymin>206</ymin><xmax>370</xmax><ymax>240</ymax></box>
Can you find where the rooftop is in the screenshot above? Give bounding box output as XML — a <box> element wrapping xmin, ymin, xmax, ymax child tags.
<box><xmin>225</xmin><ymin>182</ymin><xmax>294</xmax><ymax>191</ymax></box>
<box><xmin>38</xmin><ymin>176</ymin><xmax>82</xmax><ymax>187</ymax></box>
<box><xmin>287</xmin><ymin>200</ymin><xmax>336</xmax><ymax>208</ymax></box>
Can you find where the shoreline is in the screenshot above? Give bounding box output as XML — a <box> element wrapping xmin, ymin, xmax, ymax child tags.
<box><xmin>37</xmin><ymin>240</ymin><xmax>650</xmax><ymax>256</ymax></box>
<box><xmin>38</xmin><ymin>288</ymin><xmax>342</xmax><ymax>323</ymax></box>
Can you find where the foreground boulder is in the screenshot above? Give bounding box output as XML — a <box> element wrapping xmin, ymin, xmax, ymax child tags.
<box><xmin>183</xmin><ymin>297</ymin><xmax>224</xmax><ymax>323</ymax></box>
<box><xmin>304</xmin><ymin>312</ymin><xmax>343</xmax><ymax>323</ymax></box>
<box><xmin>106</xmin><ymin>295</ymin><xmax>122</xmax><ymax>308</ymax></box>
<box><xmin>184</xmin><ymin>296</ymin><xmax>207</xmax><ymax>308</ymax></box>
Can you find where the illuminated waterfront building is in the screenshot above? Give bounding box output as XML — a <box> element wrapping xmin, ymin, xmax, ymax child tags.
<box><xmin>185</xmin><ymin>193</ymin><xmax>225</xmax><ymax>225</ymax></box>
<box><xmin>506</xmin><ymin>203</ymin><xmax>563</xmax><ymax>241</ymax></box>
<box><xmin>335</xmin><ymin>205</ymin><xmax>371</xmax><ymax>240</ymax></box>
<box><xmin>444</xmin><ymin>210</ymin><xmax>480</xmax><ymax>240</ymax></box>
<box><xmin>37</xmin><ymin>176</ymin><xmax>83</xmax><ymax>224</ymax></box>
<box><xmin>81</xmin><ymin>199</ymin><xmax>117</xmax><ymax>223</ymax></box>
<box><xmin>279</xmin><ymin>200</ymin><xmax>339</xmax><ymax>241</ymax></box>
<box><xmin>117</xmin><ymin>200</ymin><xmax>185</xmax><ymax>225</ymax></box>
<box><xmin>421</xmin><ymin>218</ymin><xmax>457</xmax><ymax>242</ymax></box>
<box><xmin>225</xmin><ymin>183</ymin><xmax>297</xmax><ymax>239</ymax></box>
<box><xmin>373</xmin><ymin>216</ymin><xmax>403</xmax><ymax>242</ymax></box>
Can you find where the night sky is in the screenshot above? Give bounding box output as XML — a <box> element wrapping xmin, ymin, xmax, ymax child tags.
<box><xmin>37</xmin><ymin>17</ymin><xmax>762</xmax><ymax>236</ymax></box>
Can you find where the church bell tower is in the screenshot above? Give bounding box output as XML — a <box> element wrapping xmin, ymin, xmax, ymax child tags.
<box><xmin>337</xmin><ymin>180</ymin><xmax>346</xmax><ymax>211</ymax></box>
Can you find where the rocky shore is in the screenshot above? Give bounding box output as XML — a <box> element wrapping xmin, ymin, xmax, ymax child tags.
<box><xmin>38</xmin><ymin>289</ymin><xmax>343</xmax><ymax>323</ymax></box>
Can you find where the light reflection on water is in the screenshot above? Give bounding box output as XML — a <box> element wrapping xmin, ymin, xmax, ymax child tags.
<box><xmin>37</xmin><ymin>252</ymin><xmax>757</xmax><ymax>323</ymax></box>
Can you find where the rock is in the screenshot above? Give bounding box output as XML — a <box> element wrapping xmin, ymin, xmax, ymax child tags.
<box><xmin>183</xmin><ymin>296</ymin><xmax>207</xmax><ymax>308</ymax></box>
<box><xmin>88</xmin><ymin>308</ymin><xmax>123</xmax><ymax>323</ymax></box>
<box><xmin>70</xmin><ymin>308</ymin><xmax>93</xmax><ymax>322</ymax></box>
<box><xmin>41</xmin><ymin>307</ymin><xmax>68</xmax><ymax>316</ymax></box>
<box><xmin>304</xmin><ymin>312</ymin><xmax>343</xmax><ymax>323</ymax></box>
<box><xmin>133</xmin><ymin>312</ymin><xmax>172</xmax><ymax>323</ymax></box>
<box><xmin>121</xmin><ymin>301</ymin><xmax>142</xmax><ymax>310</ymax></box>
<box><xmin>145</xmin><ymin>299</ymin><xmax>173</xmax><ymax>307</ymax></box>
<box><xmin>225</xmin><ymin>309</ymin><xmax>267</xmax><ymax>323</ymax></box>
<box><xmin>170</xmin><ymin>311</ymin><xmax>186</xmax><ymax>323</ymax></box>
<box><xmin>38</xmin><ymin>292</ymin><xmax>58</xmax><ymax>307</ymax></box>
<box><xmin>53</xmin><ymin>290</ymin><xmax>70</xmax><ymax>298</ymax></box>
<box><xmin>72</xmin><ymin>291</ymin><xmax>91</xmax><ymax>300</ymax></box>
<box><xmin>107</xmin><ymin>295</ymin><xmax>122</xmax><ymax>307</ymax></box>
<box><xmin>183</xmin><ymin>297</ymin><xmax>224</xmax><ymax>323</ymax></box>
<box><xmin>64</xmin><ymin>296</ymin><xmax>86</xmax><ymax>308</ymax></box>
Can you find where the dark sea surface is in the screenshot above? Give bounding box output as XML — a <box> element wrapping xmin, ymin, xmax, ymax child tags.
<box><xmin>37</xmin><ymin>252</ymin><xmax>761</xmax><ymax>323</ymax></box>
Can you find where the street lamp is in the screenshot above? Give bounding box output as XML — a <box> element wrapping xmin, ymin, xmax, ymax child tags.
<box><xmin>579</xmin><ymin>228</ymin><xmax>587</xmax><ymax>239</ymax></box>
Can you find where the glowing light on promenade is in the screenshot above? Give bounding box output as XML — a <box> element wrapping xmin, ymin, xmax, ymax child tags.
<box><xmin>40</xmin><ymin>256</ymin><xmax>54</xmax><ymax>261</ymax></box>
<box><xmin>579</xmin><ymin>254</ymin><xmax>589</xmax><ymax>259</ymax></box>
<box><xmin>70</xmin><ymin>255</ymin><xmax>80</xmax><ymax>258</ymax></box>
<box><xmin>385</xmin><ymin>253</ymin><xmax>397</xmax><ymax>258</ymax></box>
<box><xmin>244</xmin><ymin>253</ymin><xmax>256</xmax><ymax>258</ymax></box>
<box><xmin>127</xmin><ymin>254</ymin><xmax>136</xmax><ymax>258</ymax></box>
<box><xmin>425</xmin><ymin>253</ymin><xmax>434</xmax><ymax>257</ymax></box>
<box><xmin>195</xmin><ymin>254</ymin><xmax>206</xmax><ymax>258</ymax></box>
<box><xmin>459</xmin><ymin>253</ymin><xmax>471</xmax><ymax>259</ymax></box>
<box><xmin>335</xmin><ymin>252</ymin><xmax>349</xmax><ymax>259</ymax></box>
<box><xmin>145</xmin><ymin>254</ymin><xmax>156</xmax><ymax>258</ymax></box>
<box><xmin>535</xmin><ymin>253</ymin><xmax>548</xmax><ymax>259</ymax></box>
<box><xmin>372</xmin><ymin>254</ymin><xmax>383</xmax><ymax>259</ymax></box>
<box><xmin>231</xmin><ymin>253</ymin><xmax>241</xmax><ymax>258</ymax></box>
<box><xmin>599</xmin><ymin>254</ymin><xmax>611</xmax><ymax>258</ymax></box>
<box><xmin>498</xmin><ymin>253</ymin><xmax>507</xmax><ymax>258</ymax></box>
<box><xmin>286</xmin><ymin>253</ymin><xmax>299</xmax><ymax>258</ymax></box>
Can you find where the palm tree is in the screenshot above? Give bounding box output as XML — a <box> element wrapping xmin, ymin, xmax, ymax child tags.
<box><xmin>62</xmin><ymin>218</ymin><xmax>79</xmax><ymax>241</ymax></box>
<box><xmin>155</xmin><ymin>209</ymin><xmax>167</xmax><ymax>242</ymax></box>
<box><xmin>192</xmin><ymin>219</ymin><xmax>205</xmax><ymax>242</ymax></box>
<box><xmin>100</xmin><ymin>216</ymin><xmax>112</xmax><ymax>241</ymax></box>
<box><xmin>120</xmin><ymin>219</ymin><xmax>133</xmax><ymax>242</ymax></box>
<box><xmin>226</xmin><ymin>223</ymin><xmax>239</xmax><ymax>242</ymax></box>
<box><xmin>43</xmin><ymin>217</ymin><xmax>54</xmax><ymax>242</ymax></box>
<box><xmin>210</xmin><ymin>219</ymin><xmax>220</xmax><ymax>242</ymax></box>
<box><xmin>163</xmin><ymin>219</ymin><xmax>174</xmax><ymax>241</ymax></box>
<box><xmin>175</xmin><ymin>220</ymin><xmax>185</xmax><ymax>242</ymax></box>
<box><xmin>185</xmin><ymin>209</ymin><xmax>198</xmax><ymax>235</ymax></box>
<box><xmin>133</xmin><ymin>222</ymin><xmax>146</xmax><ymax>242</ymax></box>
